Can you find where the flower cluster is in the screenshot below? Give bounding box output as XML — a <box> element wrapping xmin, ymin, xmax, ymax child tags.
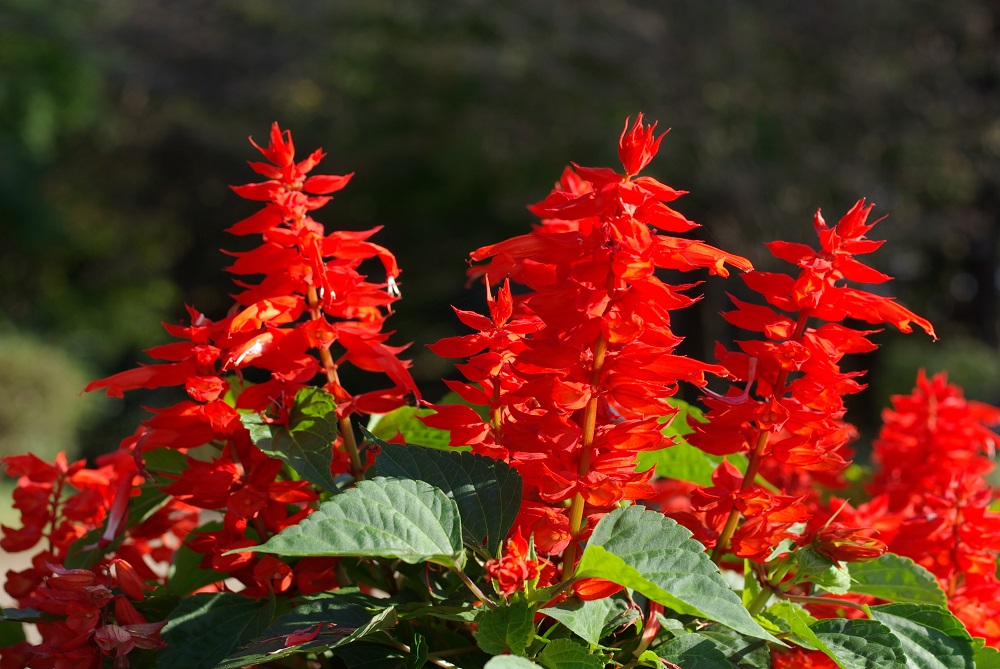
<box><xmin>677</xmin><ymin>200</ymin><xmax>934</xmax><ymax>563</ymax></box>
<box><xmin>1</xmin><ymin>451</ymin><xmax>191</xmax><ymax>667</ymax></box>
<box><xmin>424</xmin><ymin>115</ymin><xmax>751</xmax><ymax>575</ymax></box>
<box><xmin>79</xmin><ymin>123</ymin><xmax>418</xmax><ymax>592</ymax></box>
<box><xmin>2</xmin><ymin>125</ymin><xmax>420</xmax><ymax>665</ymax></box>
<box><xmin>865</xmin><ymin>371</ymin><xmax>1000</xmax><ymax>644</ymax></box>
<box><xmin>2</xmin><ymin>117</ymin><xmax>998</xmax><ymax>669</ymax></box>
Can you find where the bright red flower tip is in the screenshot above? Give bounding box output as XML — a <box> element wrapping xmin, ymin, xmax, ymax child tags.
<box><xmin>618</xmin><ymin>113</ymin><xmax>666</xmax><ymax>176</ymax></box>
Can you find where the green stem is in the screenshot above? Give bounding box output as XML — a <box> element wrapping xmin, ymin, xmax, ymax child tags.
<box><xmin>710</xmin><ymin>311</ymin><xmax>811</xmax><ymax>563</ymax></box>
<box><xmin>746</xmin><ymin>582</ymin><xmax>774</xmax><ymax>616</ymax></box>
<box><xmin>454</xmin><ymin>566</ymin><xmax>497</xmax><ymax>609</ymax></box>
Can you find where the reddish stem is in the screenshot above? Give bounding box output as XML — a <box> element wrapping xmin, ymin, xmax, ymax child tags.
<box><xmin>710</xmin><ymin>310</ymin><xmax>811</xmax><ymax>563</ymax></box>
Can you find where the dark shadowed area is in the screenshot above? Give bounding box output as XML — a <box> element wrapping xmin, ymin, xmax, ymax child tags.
<box><xmin>2</xmin><ymin>0</ymin><xmax>999</xmax><ymax>461</ymax></box>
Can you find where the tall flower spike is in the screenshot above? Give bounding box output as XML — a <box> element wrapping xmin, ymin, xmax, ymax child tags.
<box><xmin>84</xmin><ymin>123</ymin><xmax>415</xmax><ymax>599</ymax></box>
<box><xmin>681</xmin><ymin>199</ymin><xmax>935</xmax><ymax>564</ymax></box>
<box><xmin>427</xmin><ymin>115</ymin><xmax>750</xmax><ymax>579</ymax></box>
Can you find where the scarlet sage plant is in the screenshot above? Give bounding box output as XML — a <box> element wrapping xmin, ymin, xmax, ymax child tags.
<box><xmin>1</xmin><ymin>119</ymin><xmax>998</xmax><ymax>669</ymax></box>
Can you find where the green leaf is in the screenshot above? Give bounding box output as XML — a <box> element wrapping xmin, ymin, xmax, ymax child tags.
<box><xmin>653</xmin><ymin>633</ymin><xmax>733</xmax><ymax>669</ymax></box>
<box><xmin>576</xmin><ymin>506</ymin><xmax>773</xmax><ymax>641</ymax></box>
<box><xmin>637</xmin><ymin>441</ymin><xmax>719</xmax><ymax>486</ymax></box>
<box><xmin>332</xmin><ymin>641</ymin><xmax>410</xmax><ymax>668</ymax></box>
<box><xmin>371</xmin><ymin>436</ymin><xmax>522</xmax><ymax>556</ymax></box>
<box><xmin>0</xmin><ymin>620</ymin><xmax>25</xmax><ymax>647</ymax></box>
<box><xmin>810</xmin><ymin>618</ymin><xmax>907</xmax><ymax>669</ymax></box>
<box><xmin>240</xmin><ymin>477</ymin><xmax>464</xmax><ymax>569</ymax></box>
<box><xmin>848</xmin><ymin>554</ymin><xmax>948</xmax><ymax>607</ymax></box>
<box><xmin>973</xmin><ymin>643</ymin><xmax>1000</xmax><ymax>669</ymax></box>
<box><xmin>474</xmin><ymin>600</ymin><xmax>535</xmax><ymax>656</ymax></box>
<box><xmin>538</xmin><ymin>638</ymin><xmax>605</xmax><ymax>669</ymax></box>
<box><xmin>795</xmin><ymin>548</ymin><xmax>852</xmax><ymax>595</ymax></box>
<box><xmin>241</xmin><ymin>386</ymin><xmax>339</xmax><ymax>493</ymax></box>
<box><xmin>485</xmin><ymin>657</ymin><xmax>545</xmax><ymax>669</ymax></box>
<box><xmin>540</xmin><ymin>593</ymin><xmax>638</xmax><ymax>646</ymax></box>
<box><xmin>368</xmin><ymin>405</ymin><xmax>455</xmax><ymax>450</ymax></box>
<box><xmin>214</xmin><ymin>593</ymin><xmax>398</xmax><ymax>668</ymax></box>
<box><xmin>766</xmin><ymin>601</ymin><xmax>827</xmax><ymax>652</ymax></box>
<box><xmin>869</xmin><ymin>603</ymin><xmax>974</xmax><ymax>669</ymax></box>
<box><xmin>405</xmin><ymin>633</ymin><xmax>428</xmax><ymax>669</ymax></box>
<box><xmin>64</xmin><ymin>480</ymin><xmax>170</xmax><ymax>569</ymax></box>
<box><xmin>158</xmin><ymin>593</ymin><xmax>275</xmax><ymax>669</ymax></box>
<box><xmin>684</xmin><ymin>625</ymin><xmax>771</xmax><ymax>669</ymax></box>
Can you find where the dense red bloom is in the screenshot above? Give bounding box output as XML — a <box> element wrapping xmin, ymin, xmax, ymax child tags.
<box><xmin>77</xmin><ymin>123</ymin><xmax>418</xmax><ymax>599</ymax></box>
<box><xmin>864</xmin><ymin>372</ymin><xmax>1000</xmax><ymax>645</ymax></box>
<box><xmin>681</xmin><ymin>200</ymin><xmax>933</xmax><ymax>562</ymax></box>
<box><xmin>427</xmin><ymin>116</ymin><xmax>750</xmax><ymax>576</ymax></box>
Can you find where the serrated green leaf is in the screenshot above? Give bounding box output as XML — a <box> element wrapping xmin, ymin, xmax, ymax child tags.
<box><xmin>485</xmin><ymin>657</ymin><xmax>545</xmax><ymax>669</ymax></box>
<box><xmin>64</xmin><ymin>481</ymin><xmax>170</xmax><ymax>569</ymax></box>
<box><xmin>767</xmin><ymin>601</ymin><xmax>847</xmax><ymax>664</ymax></box>
<box><xmin>684</xmin><ymin>625</ymin><xmax>771</xmax><ymax>669</ymax></box>
<box><xmin>973</xmin><ymin>644</ymin><xmax>1000</xmax><ymax>669</ymax></box>
<box><xmin>143</xmin><ymin>446</ymin><xmax>190</xmax><ymax>476</ymax></box>
<box><xmin>538</xmin><ymin>637</ymin><xmax>605</xmax><ymax>669</ymax></box>
<box><xmin>474</xmin><ymin>600</ymin><xmax>535</xmax><ymax>656</ymax></box>
<box><xmin>371</xmin><ymin>436</ymin><xmax>522</xmax><ymax>556</ymax></box>
<box><xmin>158</xmin><ymin>593</ymin><xmax>275</xmax><ymax>669</ymax></box>
<box><xmin>540</xmin><ymin>593</ymin><xmax>637</xmax><ymax>646</ymax></box>
<box><xmin>214</xmin><ymin>593</ymin><xmax>397</xmax><ymax>668</ymax></box>
<box><xmin>810</xmin><ymin>618</ymin><xmax>907</xmax><ymax>669</ymax></box>
<box><xmin>869</xmin><ymin>603</ymin><xmax>974</xmax><ymax>669</ymax></box>
<box><xmin>239</xmin><ymin>477</ymin><xmax>464</xmax><ymax>569</ymax></box>
<box><xmin>795</xmin><ymin>548</ymin><xmax>852</xmax><ymax>595</ymax></box>
<box><xmin>241</xmin><ymin>387</ymin><xmax>339</xmax><ymax>493</ymax></box>
<box><xmin>332</xmin><ymin>641</ymin><xmax>410</xmax><ymax>668</ymax></box>
<box><xmin>849</xmin><ymin>554</ymin><xmax>948</xmax><ymax>607</ymax></box>
<box><xmin>653</xmin><ymin>632</ymin><xmax>733</xmax><ymax>669</ymax></box>
<box><xmin>368</xmin><ymin>405</ymin><xmax>455</xmax><ymax>450</ymax></box>
<box><xmin>576</xmin><ymin>506</ymin><xmax>773</xmax><ymax>642</ymax></box>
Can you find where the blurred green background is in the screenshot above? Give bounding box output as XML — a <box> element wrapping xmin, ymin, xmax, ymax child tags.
<box><xmin>2</xmin><ymin>0</ymin><xmax>999</xmax><ymax>464</ymax></box>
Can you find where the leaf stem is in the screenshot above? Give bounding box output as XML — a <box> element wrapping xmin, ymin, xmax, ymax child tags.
<box><xmin>306</xmin><ymin>284</ymin><xmax>365</xmax><ymax>481</ymax></box>
<box><xmin>454</xmin><ymin>566</ymin><xmax>498</xmax><ymax>609</ymax></box>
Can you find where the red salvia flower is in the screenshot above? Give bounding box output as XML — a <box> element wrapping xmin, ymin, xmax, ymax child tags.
<box><xmin>427</xmin><ymin>115</ymin><xmax>750</xmax><ymax>582</ymax></box>
<box><xmin>867</xmin><ymin>371</ymin><xmax>1000</xmax><ymax>645</ymax></box>
<box><xmin>680</xmin><ymin>200</ymin><xmax>933</xmax><ymax>563</ymax></box>
<box><xmin>77</xmin><ymin>123</ymin><xmax>418</xmax><ymax>598</ymax></box>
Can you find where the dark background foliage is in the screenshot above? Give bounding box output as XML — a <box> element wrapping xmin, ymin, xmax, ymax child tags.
<box><xmin>2</xmin><ymin>0</ymin><xmax>999</xmax><ymax>461</ymax></box>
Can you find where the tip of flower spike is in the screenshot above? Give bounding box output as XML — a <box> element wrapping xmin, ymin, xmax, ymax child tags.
<box><xmin>619</xmin><ymin>113</ymin><xmax>667</xmax><ymax>176</ymax></box>
<box><xmin>247</xmin><ymin>122</ymin><xmax>295</xmax><ymax>168</ymax></box>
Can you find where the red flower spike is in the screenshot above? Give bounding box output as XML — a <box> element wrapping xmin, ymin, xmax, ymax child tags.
<box><xmin>68</xmin><ymin>122</ymin><xmax>425</xmax><ymax>611</ymax></box>
<box><xmin>427</xmin><ymin>116</ymin><xmax>749</xmax><ymax>588</ymax></box>
<box><xmin>685</xmin><ymin>200</ymin><xmax>934</xmax><ymax>563</ymax></box>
